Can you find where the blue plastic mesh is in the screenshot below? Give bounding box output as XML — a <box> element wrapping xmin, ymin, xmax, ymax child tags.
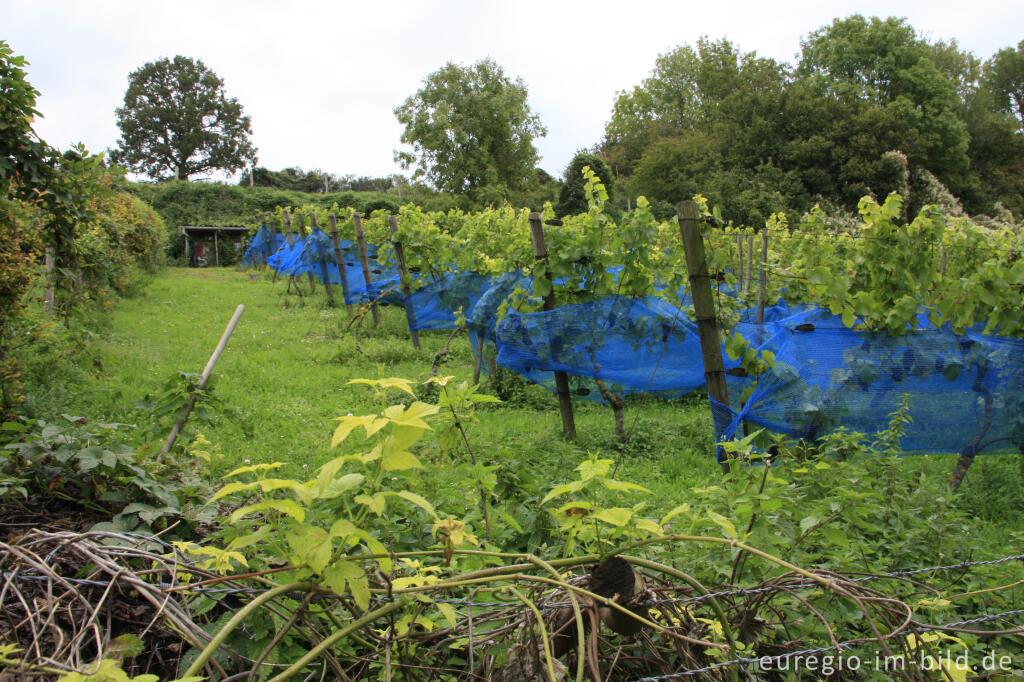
<box><xmin>241</xmin><ymin>227</ymin><xmax>282</xmax><ymax>267</ymax></box>
<box><xmin>246</xmin><ymin>228</ymin><xmax>1024</xmax><ymax>456</ymax></box>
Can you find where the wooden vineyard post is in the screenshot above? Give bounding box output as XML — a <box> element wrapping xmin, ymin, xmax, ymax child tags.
<box><xmin>528</xmin><ymin>212</ymin><xmax>576</xmax><ymax>440</ymax></box>
<box><xmin>756</xmin><ymin>229</ymin><xmax>768</xmax><ymax>324</ymax></box>
<box><xmin>328</xmin><ymin>213</ymin><xmax>353</xmax><ymax>315</ymax></box>
<box><xmin>736</xmin><ymin>234</ymin><xmax>744</xmax><ymax>292</ymax></box>
<box><xmin>677</xmin><ymin>200</ymin><xmax>731</xmax><ymax>474</ymax></box>
<box><xmin>389</xmin><ymin>215</ymin><xmax>420</xmax><ymax>349</ymax></box>
<box><xmin>269</xmin><ymin>212</ymin><xmax>281</xmax><ymax>282</ymax></box>
<box><xmin>160</xmin><ymin>304</ymin><xmax>245</xmax><ymax>458</ymax></box>
<box><xmin>297</xmin><ymin>213</ymin><xmax>316</xmax><ymax>294</ymax></box>
<box><xmin>310</xmin><ymin>213</ymin><xmax>334</xmax><ymax>304</ymax></box>
<box><xmin>748</xmin><ymin>234</ymin><xmax>755</xmax><ymax>292</ymax></box>
<box><xmin>352</xmin><ymin>212</ymin><xmax>380</xmax><ymax>327</ymax></box>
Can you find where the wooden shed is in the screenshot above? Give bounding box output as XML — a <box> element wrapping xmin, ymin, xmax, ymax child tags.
<box><xmin>181</xmin><ymin>225</ymin><xmax>251</xmax><ymax>267</ymax></box>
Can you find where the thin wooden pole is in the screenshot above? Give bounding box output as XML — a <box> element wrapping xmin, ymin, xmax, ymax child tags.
<box><xmin>214</xmin><ymin>231</ymin><xmax>220</xmax><ymax>267</ymax></box>
<box><xmin>352</xmin><ymin>212</ymin><xmax>380</xmax><ymax>326</ymax></box>
<box><xmin>756</xmin><ymin>229</ymin><xmax>768</xmax><ymax>325</ymax></box>
<box><xmin>328</xmin><ymin>213</ymin><xmax>353</xmax><ymax>315</ymax></box>
<box><xmin>160</xmin><ymin>304</ymin><xmax>246</xmax><ymax>457</ymax></box>
<box><xmin>677</xmin><ymin>201</ymin><xmax>730</xmax><ymax>474</ymax></box>
<box><xmin>528</xmin><ymin>212</ymin><xmax>576</xmax><ymax>440</ymax></box>
<box><xmin>297</xmin><ymin>213</ymin><xmax>316</xmax><ymax>293</ymax></box>
<box><xmin>310</xmin><ymin>213</ymin><xmax>334</xmax><ymax>304</ymax></box>
<box><xmin>389</xmin><ymin>215</ymin><xmax>420</xmax><ymax>349</ymax></box>
<box><xmin>283</xmin><ymin>210</ymin><xmax>297</xmax><ymax>294</ymax></box>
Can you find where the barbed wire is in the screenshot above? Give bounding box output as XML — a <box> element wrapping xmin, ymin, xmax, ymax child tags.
<box><xmin>630</xmin><ymin>608</ymin><xmax>1024</xmax><ymax>681</ymax></box>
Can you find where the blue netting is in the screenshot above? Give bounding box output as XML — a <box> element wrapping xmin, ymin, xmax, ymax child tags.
<box><xmin>719</xmin><ymin>308</ymin><xmax>1024</xmax><ymax>456</ymax></box>
<box><xmin>241</xmin><ymin>227</ymin><xmax>282</xmax><ymax>267</ymax></box>
<box><xmin>244</xmin><ymin>227</ymin><xmax>1024</xmax><ymax>457</ymax></box>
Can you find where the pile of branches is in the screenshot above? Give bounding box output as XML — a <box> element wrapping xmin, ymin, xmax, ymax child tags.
<box><xmin>1</xmin><ymin>530</ymin><xmax>1021</xmax><ymax>681</ymax></box>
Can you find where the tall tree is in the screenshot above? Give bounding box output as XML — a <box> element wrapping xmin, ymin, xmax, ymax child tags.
<box><xmin>112</xmin><ymin>56</ymin><xmax>257</xmax><ymax>181</ymax></box>
<box><xmin>556</xmin><ymin>151</ymin><xmax>616</xmax><ymax>217</ymax></box>
<box><xmin>984</xmin><ymin>40</ymin><xmax>1024</xmax><ymax>131</ymax></box>
<box><xmin>393</xmin><ymin>59</ymin><xmax>546</xmax><ymax>202</ymax></box>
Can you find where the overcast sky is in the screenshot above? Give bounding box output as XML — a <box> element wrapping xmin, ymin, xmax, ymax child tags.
<box><xmin>4</xmin><ymin>1</ymin><xmax>1022</xmax><ymax>183</ymax></box>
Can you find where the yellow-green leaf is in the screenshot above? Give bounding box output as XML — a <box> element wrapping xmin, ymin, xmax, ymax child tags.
<box><xmin>224</xmin><ymin>462</ymin><xmax>283</xmax><ymax>479</ymax></box>
<box><xmin>381</xmin><ymin>449</ymin><xmax>423</xmax><ymax>471</ymax></box>
<box><xmin>229</xmin><ymin>499</ymin><xmax>306</xmax><ymax>524</ymax></box>
<box><xmin>392</xmin><ymin>490</ymin><xmax>437</xmax><ymax>518</ymax></box>
<box><xmin>355</xmin><ymin>493</ymin><xmax>387</xmax><ymax>515</ymax></box>
<box><xmin>593</xmin><ymin>507</ymin><xmax>632</xmax><ymax>526</ymax></box>
<box><xmin>209</xmin><ymin>480</ymin><xmax>257</xmax><ymax>503</ymax></box>
<box><xmin>707</xmin><ymin>510</ymin><xmax>738</xmax><ymax>540</ymax></box>
<box><xmin>288</xmin><ymin>524</ymin><xmax>333</xmax><ymax>573</ymax></box>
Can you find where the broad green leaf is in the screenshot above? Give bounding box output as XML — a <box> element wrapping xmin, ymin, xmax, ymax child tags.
<box><xmin>316</xmin><ymin>472</ymin><xmax>364</xmax><ymax>500</ymax></box>
<box><xmin>392</xmin><ymin>490</ymin><xmax>437</xmax><ymax>519</ymax></box>
<box><xmin>706</xmin><ymin>510</ymin><xmax>738</xmax><ymax>540</ymax></box>
<box><xmin>390</xmin><ymin>401</ymin><xmax>440</xmax><ymax>430</ymax></box>
<box><xmin>329</xmin><ymin>518</ymin><xmax>358</xmax><ymax>539</ymax></box>
<box><xmin>358</xmin><ymin>531</ymin><xmax>392</xmax><ymax>573</ymax></box>
<box><xmin>349</xmin><ymin>575</ymin><xmax>371</xmax><ymax>610</ymax></box>
<box><xmin>106</xmin><ymin>633</ymin><xmax>145</xmax><ymax>659</ymax></box>
<box><xmin>332</xmin><ymin>415</ymin><xmax>387</xmax><ymax>448</ymax></box>
<box><xmin>593</xmin><ymin>507</ymin><xmax>632</xmax><ymax>526</ymax></box>
<box><xmin>541</xmin><ymin>479</ymin><xmax>586</xmax><ymax>504</ymax></box>
<box><xmin>381</xmin><ymin>449</ymin><xmax>423</xmax><ymax>471</ymax></box>
<box><xmin>229</xmin><ymin>499</ymin><xmax>305</xmax><ymax>524</ymax></box>
<box><xmin>323</xmin><ymin>559</ymin><xmax>362</xmax><ymax>596</ymax></box>
<box><xmin>355</xmin><ymin>492</ymin><xmax>387</xmax><ymax>515</ymax></box>
<box><xmin>634</xmin><ymin>518</ymin><xmax>663</xmax><ymax>534</ymax></box>
<box><xmin>224</xmin><ymin>462</ymin><xmax>283</xmax><ymax>478</ymax></box>
<box><xmin>799</xmin><ymin>515</ymin><xmax>820</xmax><ymax>534</ymax></box>
<box><xmin>288</xmin><ymin>524</ymin><xmax>333</xmax><ymax>573</ymax></box>
<box><xmin>258</xmin><ymin>478</ymin><xmax>312</xmax><ymax>505</ymax></box>
<box><xmin>601</xmin><ymin>478</ymin><xmax>651</xmax><ymax>494</ymax></box>
<box><xmin>660</xmin><ymin>504</ymin><xmax>691</xmax><ymax>525</ymax></box>
<box><xmin>437</xmin><ymin>602</ymin><xmax>458</xmax><ymax>627</ymax></box>
<box><xmin>348</xmin><ymin>377</ymin><xmax>416</xmax><ymax>396</ymax></box>
<box><xmin>389</xmin><ymin>423</ymin><xmax>426</xmax><ymax>453</ymax></box>
<box><xmin>576</xmin><ymin>458</ymin><xmax>612</xmax><ymax>481</ymax></box>
<box><xmin>208</xmin><ymin>480</ymin><xmax>257</xmax><ymax>503</ymax></box>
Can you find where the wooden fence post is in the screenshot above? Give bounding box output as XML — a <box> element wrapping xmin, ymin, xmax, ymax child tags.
<box><xmin>756</xmin><ymin>229</ymin><xmax>768</xmax><ymax>324</ymax></box>
<box><xmin>328</xmin><ymin>213</ymin><xmax>353</xmax><ymax>315</ymax></box>
<box><xmin>389</xmin><ymin>215</ymin><xmax>420</xmax><ymax>349</ymax></box>
<box><xmin>310</xmin><ymin>213</ymin><xmax>334</xmax><ymax>304</ymax></box>
<box><xmin>528</xmin><ymin>212</ymin><xmax>576</xmax><ymax>440</ymax></box>
<box><xmin>745</xmin><ymin>234</ymin><xmax>754</xmax><ymax>293</ymax></box>
<box><xmin>677</xmin><ymin>200</ymin><xmax>731</xmax><ymax>474</ymax></box>
<box><xmin>352</xmin><ymin>212</ymin><xmax>380</xmax><ymax>327</ymax></box>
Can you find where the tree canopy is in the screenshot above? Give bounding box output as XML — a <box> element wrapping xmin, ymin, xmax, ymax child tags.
<box><xmin>112</xmin><ymin>56</ymin><xmax>256</xmax><ymax>181</ymax></box>
<box><xmin>394</xmin><ymin>59</ymin><xmax>546</xmax><ymax>204</ymax></box>
<box><xmin>601</xmin><ymin>17</ymin><xmax>1024</xmax><ymax>221</ymax></box>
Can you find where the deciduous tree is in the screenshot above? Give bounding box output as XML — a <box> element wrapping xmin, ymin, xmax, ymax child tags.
<box><xmin>112</xmin><ymin>56</ymin><xmax>257</xmax><ymax>181</ymax></box>
<box><xmin>393</xmin><ymin>59</ymin><xmax>546</xmax><ymax>203</ymax></box>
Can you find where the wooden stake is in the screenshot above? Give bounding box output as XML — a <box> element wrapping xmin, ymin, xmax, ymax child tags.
<box><xmin>528</xmin><ymin>212</ymin><xmax>576</xmax><ymax>440</ymax></box>
<box><xmin>736</xmin><ymin>234</ymin><xmax>744</xmax><ymax>292</ymax></box>
<box><xmin>160</xmin><ymin>304</ymin><xmax>245</xmax><ymax>457</ymax></box>
<box><xmin>746</xmin><ymin>234</ymin><xmax>754</xmax><ymax>293</ymax></box>
<box><xmin>677</xmin><ymin>201</ymin><xmax>730</xmax><ymax>473</ymax></box>
<box><xmin>310</xmin><ymin>213</ymin><xmax>333</xmax><ymax>304</ymax></box>
<box><xmin>328</xmin><ymin>213</ymin><xmax>353</xmax><ymax>315</ymax></box>
<box><xmin>389</xmin><ymin>215</ymin><xmax>420</xmax><ymax>349</ymax></box>
<box><xmin>352</xmin><ymin>212</ymin><xmax>380</xmax><ymax>327</ymax></box>
<box><xmin>756</xmin><ymin>229</ymin><xmax>768</xmax><ymax>324</ymax></box>
<box><xmin>297</xmin><ymin>213</ymin><xmax>316</xmax><ymax>293</ymax></box>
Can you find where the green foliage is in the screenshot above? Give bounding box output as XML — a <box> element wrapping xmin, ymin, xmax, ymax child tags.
<box><xmin>555</xmin><ymin>151</ymin><xmax>616</xmax><ymax>218</ymax></box>
<box><xmin>0</xmin><ymin>415</ymin><xmax>214</xmax><ymax>534</ymax></box>
<box><xmin>394</xmin><ymin>58</ymin><xmax>547</xmax><ymax>204</ymax></box>
<box><xmin>111</xmin><ymin>55</ymin><xmax>256</xmax><ymax>181</ymax></box>
<box><xmin>982</xmin><ymin>39</ymin><xmax>1024</xmax><ymax>130</ymax></box>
